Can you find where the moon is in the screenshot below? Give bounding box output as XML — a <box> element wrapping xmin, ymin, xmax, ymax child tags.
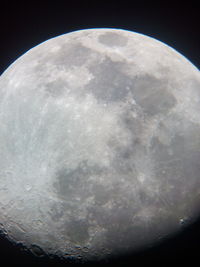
<box><xmin>0</xmin><ymin>28</ymin><xmax>200</xmax><ymax>263</ymax></box>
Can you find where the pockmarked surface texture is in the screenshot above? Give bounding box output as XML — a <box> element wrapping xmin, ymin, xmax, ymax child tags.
<box><xmin>0</xmin><ymin>28</ymin><xmax>200</xmax><ymax>262</ymax></box>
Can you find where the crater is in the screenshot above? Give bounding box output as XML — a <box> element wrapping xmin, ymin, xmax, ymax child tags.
<box><xmin>30</xmin><ymin>244</ymin><xmax>46</xmax><ymax>257</ymax></box>
<box><xmin>98</xmin><ymin>32</ymin><xmax>128</xmax><ymax>47</ymax></box>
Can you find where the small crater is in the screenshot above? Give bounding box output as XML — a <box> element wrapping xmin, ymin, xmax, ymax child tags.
<box><xmin>179</xmin><ymin>217</ymin><xmax>190</xmax><ymax>227</ymax></box>
<box><xmin>30</xmin><ymin>244</ymin><xmax>45</xmax><ymax>257</ymax></box>
<box><xmin>25</xmin><ymin>184</ymin><xmax>32</xmax><ymax>191</ymax></box>
<box><xmin>98</xmin><ymin>32</ymin><xmax>128</xmax><ymax>47</ymax></box>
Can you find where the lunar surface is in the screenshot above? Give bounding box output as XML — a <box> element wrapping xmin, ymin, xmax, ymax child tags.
<box><xmin>0</xmin><ymin>28</ymin><xmax>200</xmax><ymax>262</ymax></box>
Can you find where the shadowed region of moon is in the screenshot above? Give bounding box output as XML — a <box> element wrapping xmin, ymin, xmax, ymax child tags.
<box><xmin>0</xmin><ymin>28</ymin><xmax>200</xmax><ymax>263</ymax></box>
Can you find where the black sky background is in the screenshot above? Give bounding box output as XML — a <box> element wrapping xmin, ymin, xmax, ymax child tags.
<box><xmin>0</xmin><ymin>1</ymin><xmax>199</xmax><ymax>267</ymax></box>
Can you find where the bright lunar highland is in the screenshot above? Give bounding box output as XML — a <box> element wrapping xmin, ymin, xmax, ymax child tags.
<box><xmin>0</xmin><ymin>28</ymin><xmax>200</xmax><ymax>262</ymax></box>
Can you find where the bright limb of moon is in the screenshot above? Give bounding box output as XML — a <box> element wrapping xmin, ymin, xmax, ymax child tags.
<box><xmin>0</xmin><ymin>28</ymin><xmax>200</xmax><ymax>262</ymax></box>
